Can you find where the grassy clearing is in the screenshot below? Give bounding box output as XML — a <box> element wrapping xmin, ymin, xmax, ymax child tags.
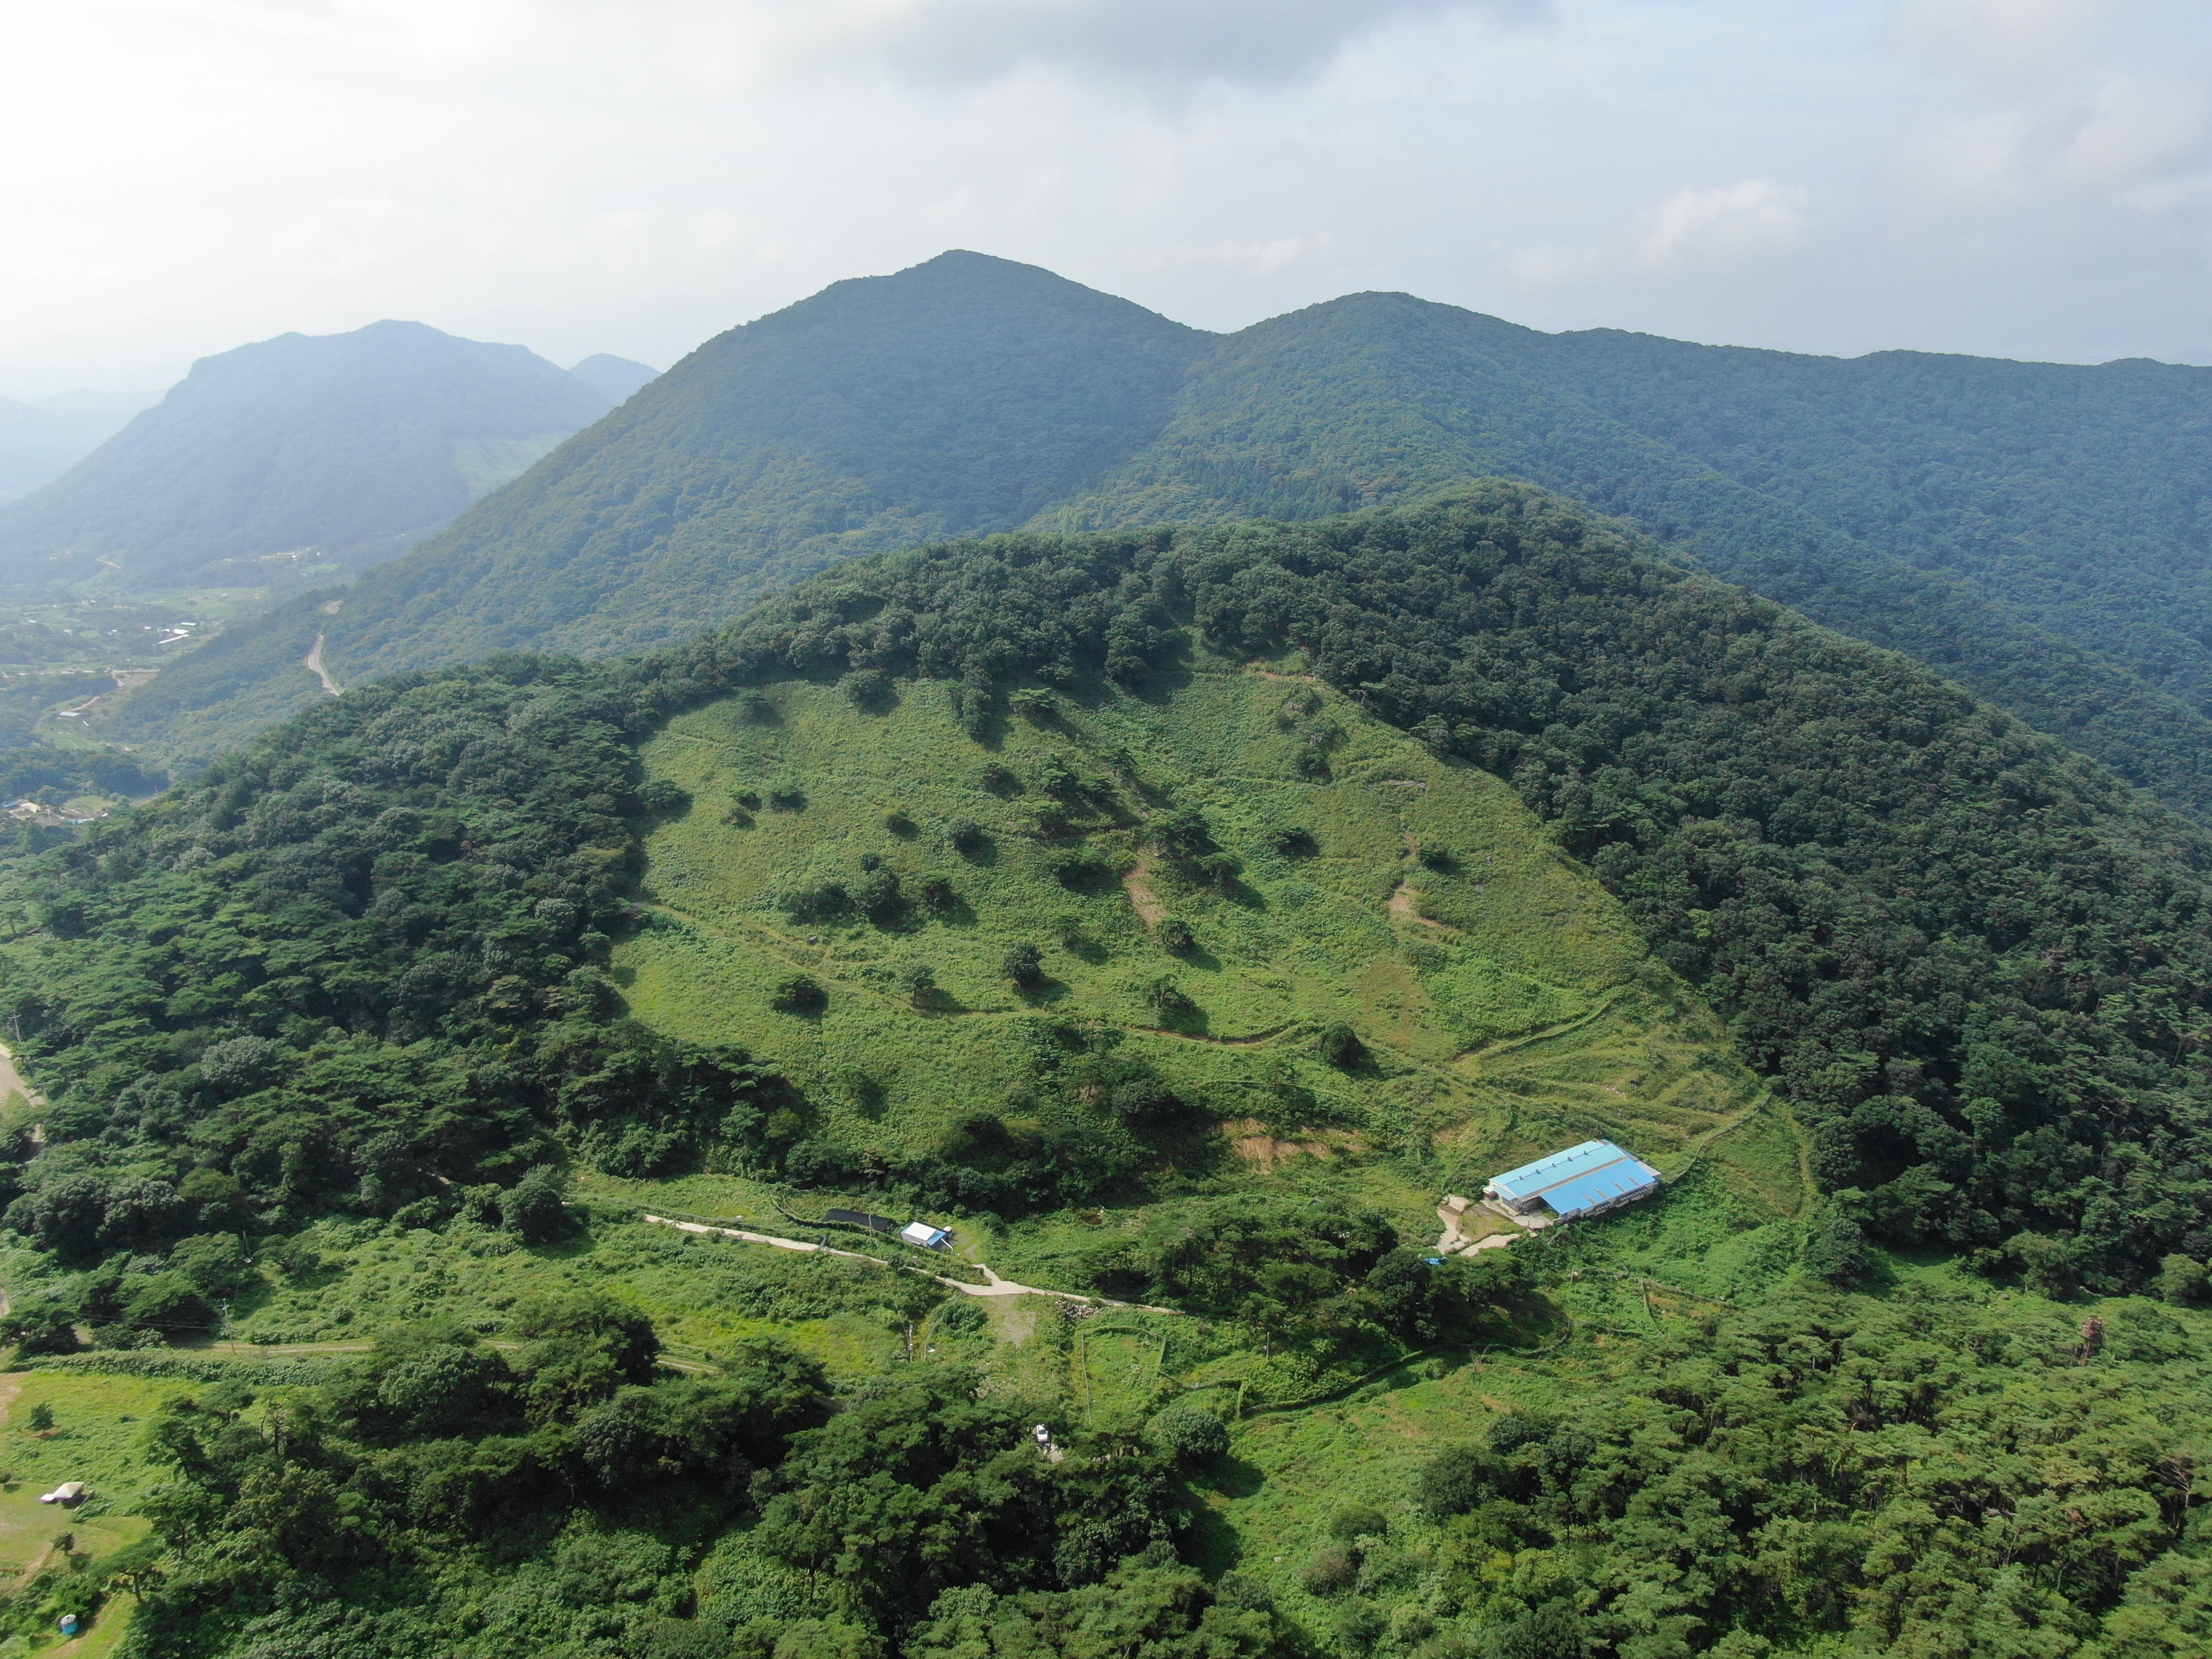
<box><xmin>0</xmin><ymin>1372</ymin><xmax>176</xmax><ymax>1655</ymax></box>
<box><xmin>181</xmin><ymin>1213</ymin><xmax>938</xmax><ymax>1378</ymax></box>
<box><xmin>619</xmin><ymin>653</ymin><xmax>1779</xmax><ymax>1197</ymax></box>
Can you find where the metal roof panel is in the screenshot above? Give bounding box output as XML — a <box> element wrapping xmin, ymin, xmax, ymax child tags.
<box><xmin>1490</xmin><ymin>1139</ymin><xmax>1628</xmax><ymax>1199</ymax></box>
<box><xmin>1541</xmin><ymin>1160</ymin><xmax>1662</xmax><ymax>1218</ymax></box>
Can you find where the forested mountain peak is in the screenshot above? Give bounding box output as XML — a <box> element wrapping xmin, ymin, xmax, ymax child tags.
<box><xmin>0</xmin><ymin>319</ymin><xmax>616</xmax><ymax>591</ymax></box>
<box><xmin>91</xmin><ymin>256</ymin><xmax>2212</xmax><ymax>839</ymax></box>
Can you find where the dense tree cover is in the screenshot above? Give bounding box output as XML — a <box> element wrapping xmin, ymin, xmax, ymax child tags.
<box><xmin>102</xmin><ymin>258</ymin><xmax>2212</xmax><ymax>817</ymax></box>
<box><xmin>0</xmin><ymin>653</ymin><xmax>796</xmax><ymax>1270</ymax></box>
<box><xmin>127</xmin><ymin>1328</ymin><xmax>1234</xmax><ymax>1659</ymax></box>
<box><xmin>1530</xmin><ymin>330</ymin><xmax>2212</xmax><ymax>718</ymax></box>
<box><xmin>1361</xmin><ymin>1285</ymin><xmax>2212</xmax><ymax>1659</ymax></box>
<box><xmin>24</xmin><ymin>484</ymin><xmax>2212</xmax><ymax>1291</ymax></box>
<box><xmin>1068</xmin><ymin>1193</ymin><xmax>1527</xmax><ymax>1349</ymax></box>
<box><xmin>129</xmin><ymin>1296</ymin><xmax>834</xmax><ymax>1655</ymax></box>
<box><xmin>1059</xmin><ymin>290</ymin><xmax>2212</xmax><ymax>825</ymax></box>
<box><xmin>0</xmin><ymin>320</ymin><xmax>615</xmax><ymax>591</ymax></box>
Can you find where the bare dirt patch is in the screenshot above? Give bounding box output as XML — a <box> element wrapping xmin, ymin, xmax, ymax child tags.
<box><xmin>1221</xmin><ymin>1119</ymin><xmax>1361</xmax><ymax>1172</ymax></box>
<box><xmin>1122</xmin><ymin>855</ymin><xmax>1167</xmax><ymax>928</ymax></box>
<box><xmin>0</xmin><ymin>1044</ymin><xmax>45</xmax><ymax>1110</ymax></box>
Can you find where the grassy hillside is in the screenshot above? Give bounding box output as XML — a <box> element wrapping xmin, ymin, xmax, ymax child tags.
<box><xmin>617</xmin><ymin>658</ymin><xmax>1787</xmax><ymax>1214</ymax></box>
<box><xmin>0</xmin><ymin>320</ymin><xmax>614</xmax><ymax>592</ymax></box>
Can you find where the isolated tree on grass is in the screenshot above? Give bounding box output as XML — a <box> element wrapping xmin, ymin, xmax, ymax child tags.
<box><xmin>1318</xmin><ymin>1023</ymin><xmax>1365</xmax><ymax>1070</ymax></box>
<box><xmin>504</xmin><ymin>1166</ymin><xmax>574</xmax><ymax>1246</ymax></box>
<box><xmin>1003</xmin><ymin>943</ymin><xmax>1046</xmax><ymax>990</ymax></box>
<box><xmin>900</xmin><ymin>961</ymin><xmax>937</xmax><ymax>1009</ymax></box>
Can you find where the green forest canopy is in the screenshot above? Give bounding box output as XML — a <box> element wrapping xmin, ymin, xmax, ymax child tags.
<box><xmin>91</xmin><ymin>255</ymin><xmax>2212</xmax><ymax>834</ymax></box>
<box><xmin>11</xmin><ymin>484</ymin><xmax>2212</xmax><ymax>1292</ymax></box>
<box><xmin>10</xmin><ymin>486</ymin><xmax>2212</xmax><ymax>1655</ymax></box>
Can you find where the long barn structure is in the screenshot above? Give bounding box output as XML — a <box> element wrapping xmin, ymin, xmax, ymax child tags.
<box><xmin>1484</xmin><ymin>1139</ymin><xmax>1661</xmax><ymax>1223</ymax></box>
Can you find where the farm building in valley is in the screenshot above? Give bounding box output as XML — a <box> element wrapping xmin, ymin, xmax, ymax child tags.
<box><xmin>1484</xmin><ymin>1139</ymin><xmax>1661</xmax><ymax>1224</ymax></box>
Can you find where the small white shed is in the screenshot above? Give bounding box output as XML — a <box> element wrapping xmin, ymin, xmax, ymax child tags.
<box><xmin>901</xmin><ymin>1222</ymin><xmax>952</xmax><ymax>1250</ymax></box>
<box><xmin>39</xmin><ymin>1481</ymin><xmax>84</xmax><ymax>1506</ymax></box>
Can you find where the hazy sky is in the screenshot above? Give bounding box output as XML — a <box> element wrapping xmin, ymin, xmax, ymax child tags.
<box><xmin>3</xmin><ymin>0</ymin><xmax>2208</xmax><ymax>397</ymax></box>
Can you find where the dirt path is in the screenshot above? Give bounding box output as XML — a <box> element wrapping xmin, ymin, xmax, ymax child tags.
<box><xmin>642</xmin><ymin>1215</ymin><xmax>1171</xmax><ymax>1311</ymax></box>
<box><xmin>1387</xmin><ymin>877</ymin><xmax>1463</xmax><ymax>934</ymax></box>
<box><xmin>1128</xmin><ymin>1021</ymin><xmax>1294</xmax><ymax>1047</ymax></box>
<box><xmin>0</xmin><ymin>1042</ymin><xmax>44</xmax><ymax>1110</ymax></box>
<box><xmin>303</xmin><ymin>635</ymin><xmax>341</xmax><ymax>696</ymax></box>
<box><xmin>1453</xmin><ymin>989</ymin><xmax>1625</xmax><ymax>1068</ymax></box>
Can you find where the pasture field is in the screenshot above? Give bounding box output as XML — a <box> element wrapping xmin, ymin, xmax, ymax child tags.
<box><xmin>617</xmin><ymin>657</ymin><xmax>1790</xmax><ymax>1209</ymax></box>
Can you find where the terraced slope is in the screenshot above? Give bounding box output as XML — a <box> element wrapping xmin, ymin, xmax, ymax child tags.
<box><xmin>617</xmin><ymin>654</ymin><xmax>1799</xmax><ymax>1212</ymax></box>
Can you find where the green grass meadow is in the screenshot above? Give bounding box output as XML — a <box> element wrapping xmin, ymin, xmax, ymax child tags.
<box><xmin>617</xmin><ymin>658</ymin><xmax>1788</xmax><ymax>1208</ymax></box>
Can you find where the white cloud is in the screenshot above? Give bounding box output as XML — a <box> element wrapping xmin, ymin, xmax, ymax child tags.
<box><xmin>1637</xmin><ymin>180</ymin><xmax>1809</xmax><ymax>267</ymax></box>
<box><xmin>792</xmin><ymin>0</ymin><xmax>1551</xmax><ymax>92</ymax></box>
<box><xmin>1891</xmin><ymin>0</ymin><xmax>2212</xmax><ymax>213</ymax></box>
<box><xmin>2</xmin><ymin>1</ymin><xmax>2210</xmax><ymax>397</ymax></box>
<box><xmin>1159</xmin><ymin>235</ymin><xmax>1338</xmax><ymax>276</ymax></box>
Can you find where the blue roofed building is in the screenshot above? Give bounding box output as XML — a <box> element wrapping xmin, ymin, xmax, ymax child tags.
<box><xmin>1483</xmin><ymin>1139</ymin><xmax>1661</xmax><ymax>1224</ymax></box>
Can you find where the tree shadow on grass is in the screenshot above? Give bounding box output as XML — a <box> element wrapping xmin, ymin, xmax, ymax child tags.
<box><xmin>1180</xmin><ymin>1486</ymin><xmax>1249</xmax><ymax>1580</ymax></box>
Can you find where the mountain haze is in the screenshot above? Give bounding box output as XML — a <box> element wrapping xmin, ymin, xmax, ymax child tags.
<box><xmin>0</xmin><ymin>320</ymin><xmax>618</xmax><ymax>591</ymax></box>
<box><xmin>566</xmin><ymin>353</ymin><xmax>660</xmax><ymax>403</ymax></box>
<box><xmin>95</xmin><ymin>254</ymin><xmax>2212</xmax><ymax>817</ymax></box>
<box><xmin>0</xmin><ymin>389</ymin><xmax>155</xmax><ymax>504</ymax></box>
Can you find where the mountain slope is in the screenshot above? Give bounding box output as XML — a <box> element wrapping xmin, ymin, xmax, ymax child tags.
<box><xmin>92</xmin><ymin>254</ymin><xmax>2212</xmax><ymax>813</ymax></box>
<box><xmin>18</xmin><ymin>483</ymin><xmax>2212</xmax><ymax>1296</ymax></box>
<box><xmin>13</xmin><ymin>488</ymin><xmax>2212</xmax><ymax>1655</ymax></box>
<box><xmin>1526</xmin><ymin>330</ymin><xmax>2212</xmax><ymax>708</ymax></box>
<box><xmin>0</xmin><ymin>390</ymin><xmax>155</xmax><ymax>504</ymax></box>
<box><xmin>566</xmin><ymin>352</ymin><xmax>660</xmax><ymax>403</ymax></box>
<box><xmin>0</xmin><ymin>320</ymin><xmax>616</xmax><ymax>590</ymax></box>
<box><xmin>622</xmin><ymin>651</ymin><xmax>1778</xmax><ymax>1206</ymax></box>
<box><xmin>1060</xmin><ymin>293</ymin><xmax>2212</xmax><ymax>818</ymax></box>
<box><xmin>0</xmin><ymin>398</ymin><xmax>80</xmax><ymax>505</ymax></box>
<box><xmin>308</xmin><ymin>251</ymin><xmax>1207</xmax><ymax>671</ymax></box>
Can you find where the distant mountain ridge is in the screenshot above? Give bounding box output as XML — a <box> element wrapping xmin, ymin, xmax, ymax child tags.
<box><xmin>567</xmin><ymin>354</ymin><xmax>660</xmax><ymax>403</ymax></box>
<box><xmin>93</xmin><ymin>254</ymin><xmax>2212</xmax><ymax>820</ymax></box>
<box><xmin>0</xmin><ymin>389</ymin><xmax>156</xmax><ymax>504</ymax></box>
<box><xmin>0</xmin><ymin>320</ymin><xmax>620</xmax><ymax>591</ymax></box>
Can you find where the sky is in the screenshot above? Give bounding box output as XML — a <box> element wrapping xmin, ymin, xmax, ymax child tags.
<box><xmin>2</xmin><ymin>0</ymin><xmax>2208</xmax><ymax>398</ymax></box>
